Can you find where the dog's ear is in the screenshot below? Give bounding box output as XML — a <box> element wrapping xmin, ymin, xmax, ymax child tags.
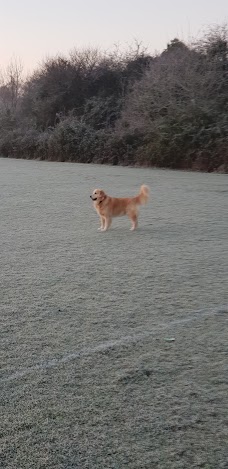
<box><xmin>99</xmin><ymin>190</ymin><xmax>106</xmax><ymax>201</ymax></box>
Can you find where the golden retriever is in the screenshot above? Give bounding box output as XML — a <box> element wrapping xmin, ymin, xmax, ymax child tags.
<box><xmin>90</xmin><ymin>185</ymin><xmax>149</xmax><ymax>231</ymax></box>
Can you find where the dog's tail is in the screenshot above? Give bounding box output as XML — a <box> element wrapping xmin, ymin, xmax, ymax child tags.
<box><xmin>136</xmin><ymin>184</ymin><xmax>149</xmax><ymax>205</ymax></box>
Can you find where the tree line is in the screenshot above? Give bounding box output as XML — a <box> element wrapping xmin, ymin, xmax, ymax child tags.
<box><xmin>0</xmin><ymin>25</ymin><xmax>228</xmax><ymax>172</ymax></box>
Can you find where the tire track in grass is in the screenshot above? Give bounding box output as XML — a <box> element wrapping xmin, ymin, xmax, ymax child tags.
<box><xmin>1</xmin><ymin>305</ymin><xmax>227</xmax><ymax>383</ymax></box>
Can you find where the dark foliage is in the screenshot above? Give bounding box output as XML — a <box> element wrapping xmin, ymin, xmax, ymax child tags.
<box><xmin>1</xmin><ymin>27</ymin><xmax>228</xmax><ymax>172</ymax></box>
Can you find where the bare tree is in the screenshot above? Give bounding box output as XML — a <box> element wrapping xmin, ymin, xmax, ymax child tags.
<box><xmin>0</xmin><ymin>57</ymin><xmax>23</xmax><ymax>112</ymax></box>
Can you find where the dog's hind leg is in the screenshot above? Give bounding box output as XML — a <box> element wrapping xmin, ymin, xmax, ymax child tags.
<box><xmin>128</xmin><ymin>213</ymin><xmax>138</xmax><ymax>231</ymax></box>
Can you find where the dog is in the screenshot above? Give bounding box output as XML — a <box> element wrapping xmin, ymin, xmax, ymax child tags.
<box><xmin>90</xmin><ymin>185</ymin><xmax>149</xmax><ymax>231</ymax></box>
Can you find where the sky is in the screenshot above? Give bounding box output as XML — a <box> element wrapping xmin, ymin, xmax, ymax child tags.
<box><xmin>0</xmin><ymin>0</ymin><xmax>227</xmax><ymax>74</ymax></box>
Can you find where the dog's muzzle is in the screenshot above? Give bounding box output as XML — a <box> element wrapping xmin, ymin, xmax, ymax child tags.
<box><xmin>90</xmin><ymin>195</ymin><xmax>97</xmax><ymax>201</ymax></box>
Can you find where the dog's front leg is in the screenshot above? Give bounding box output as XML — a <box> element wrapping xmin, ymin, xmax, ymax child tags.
<box><xmin>101</xmin><ymin>217</ymin><xmax>112</xmax><ymax>231</ymax></box>
<box><xmin>98</xmin><ymin>216</ymin><xmax>105</xmax><ymax>231</ymax></box>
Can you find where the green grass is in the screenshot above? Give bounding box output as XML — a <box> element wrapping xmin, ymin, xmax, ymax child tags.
<box><xmin>1</xmin><ymin>159</ymin><xmax>228</xmax><ymax>468</ymax></box>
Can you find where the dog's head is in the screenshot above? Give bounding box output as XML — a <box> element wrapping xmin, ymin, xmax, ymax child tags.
<box><xmin>90</xmin><ymin>189</ymin><xmax>106</xmax><ymax>203</ymax></box>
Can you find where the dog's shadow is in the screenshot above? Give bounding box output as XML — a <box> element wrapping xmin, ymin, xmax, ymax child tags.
<box><xmin>96</xmin><ymin>225</ymin><xmax>153</xmax><ymax>234</ymax></box>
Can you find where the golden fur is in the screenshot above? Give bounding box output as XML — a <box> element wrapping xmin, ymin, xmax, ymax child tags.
<box><xmin>90</xmin><ymin>185</ymin><xmax>149</xmax><ymax>231</ymax></box>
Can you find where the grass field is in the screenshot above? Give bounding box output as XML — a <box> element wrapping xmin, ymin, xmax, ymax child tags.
<box><xmin>1</xmin><ymin>158</ymin><xmax>228</xmax><ymax>469</ymax></box>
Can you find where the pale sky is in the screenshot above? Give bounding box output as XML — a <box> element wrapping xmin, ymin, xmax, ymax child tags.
<box><xmin>0</xmin><ymin>0</ymin><xmax>227</xmax><ymax>74</ymax></box>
